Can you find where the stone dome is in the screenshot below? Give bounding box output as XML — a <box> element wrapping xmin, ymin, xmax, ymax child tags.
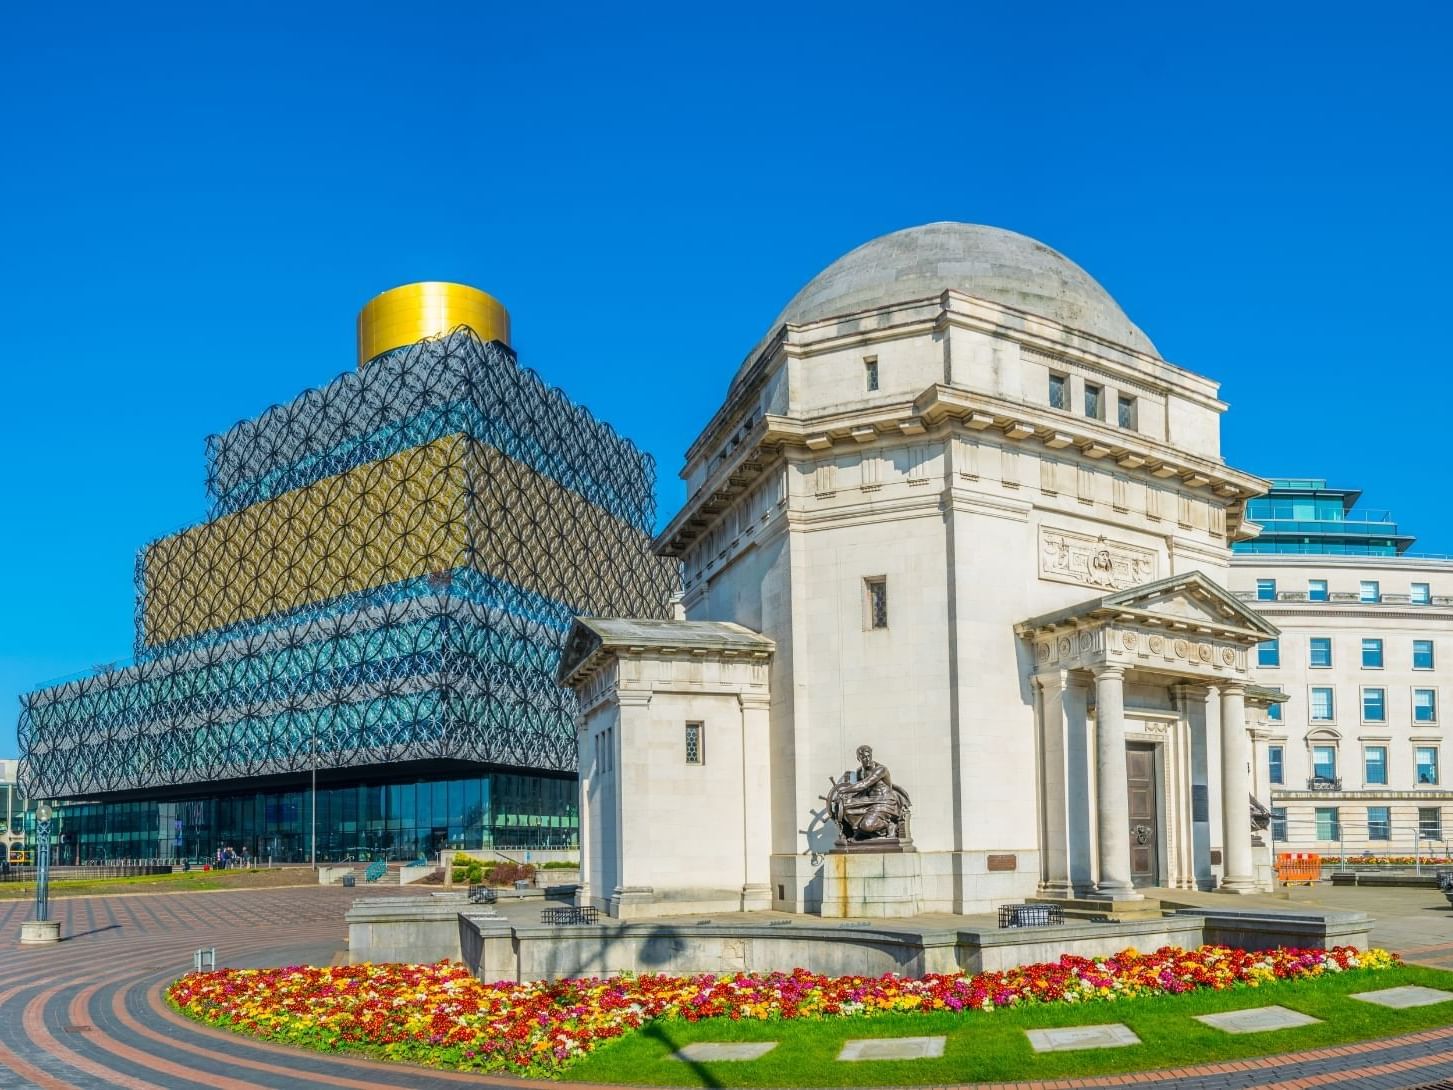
<box><xmin>766</xmin><ymin>222</ymin><xmax>1157</xmax><ymax>358</ymax></box>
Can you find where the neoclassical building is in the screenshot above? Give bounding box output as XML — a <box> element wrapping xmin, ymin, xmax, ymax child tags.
<box><xmin>567</xmin><ymin>223</ymin><xmax>1290</xmax><ymax>917</ymax></box>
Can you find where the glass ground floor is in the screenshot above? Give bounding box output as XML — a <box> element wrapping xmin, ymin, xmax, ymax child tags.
<box><xmin>46</xmin><ymin>765</ymin><xmax>577</xmax><ymax>865</ymax></box>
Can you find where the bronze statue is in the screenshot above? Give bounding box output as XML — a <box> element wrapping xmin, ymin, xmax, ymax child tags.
<box><xmin>823</xmin><ymin>745</ymin><xmax>912</xmax><ymax>849</ymax></box>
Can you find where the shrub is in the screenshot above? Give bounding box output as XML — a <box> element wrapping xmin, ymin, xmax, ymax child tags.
<box><xmin>489</xmin><ymin>861</ymin><xmax>536</xmax><ymax>886</ymax></box>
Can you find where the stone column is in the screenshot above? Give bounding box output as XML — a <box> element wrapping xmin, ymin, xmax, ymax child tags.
<box><xmin>738</xmin><ymin>692</ymin><xmax>773</xmax><ymax>911</ymax></box>
<box><xmin>1218</xmin><ymin>683</ymin><xmax>1256</xmax><ymax>893</ymax></box>
<box><xmin>1093</xmin><ymin>665</ymin><xmax>1139</xmax><ymax>899</ymax></box>
<box><xmin>1034</xmin><ymin>672</ymin><xmax>1072</xmax><ymax>896</ymax></box>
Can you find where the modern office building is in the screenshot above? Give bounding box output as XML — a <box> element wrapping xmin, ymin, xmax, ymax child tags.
<box><xmin>0</xmin><ymin>758</ymin><xmax>34</xmax><ymax>863</ymax></box>
<box><xmin>17</xmin><ymin>283</ymin><xmax>678</xmax><ymax>864</ymax></box>
<box><xmin>1230</xmin><ymin>480</ymin><xmax>1453</xmax><ymax>855</ymax></box>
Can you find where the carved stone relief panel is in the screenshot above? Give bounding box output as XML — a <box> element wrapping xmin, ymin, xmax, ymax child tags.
<box><xmin>1039</xmin><ymin>526</ymin><xmax>1158</xmax><ymax>592</ymax></box>
<box><xmin>1108</xmin><ymin>626</ymin><xmax>1247</xmax><ymax>677</ymax></box>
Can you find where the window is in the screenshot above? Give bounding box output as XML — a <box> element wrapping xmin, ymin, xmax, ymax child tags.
<box><xmin>865</xmin><ymin>577</ymin><xmax>888</xmax><ymax>629</ymax></box>
<box><xmin>1117</xmin><ymin>394</ymin><xmax>1137</xmax><ymax>430</ymax></box>
<box><xmin>1315</xmin><ymin>807</ymin><xmax>1340</xmax><ymax>841</ymax></box>
<box><xmin>1271</xmin><ymin>806</ymin><xmax>1288</xmax><ymax>841</ymax></box>
<box><xmin>1362</xmin><ymin>688</ymin><xmax>1386</xmax><ymax>722</ymax></box>
<box><xmin>1412</xmin><ymin>582</ymin><xmax>1431</xmax><ymax>605</ymax></box>
<box><xmin>1364</xmin><ymin>746</ymin><xmax>1388</xmax><ymax>785</ymax></box>
<box><xmin>864</xmin><ymin>357</ymin><xmax>879</xmax><ymax>392</ymax></box>
<box><xmin>1257</xmin><ymin>639</ymin><xmax>1280</xmax><ymax>667</ymax></box>
<box><xmin>1256</xmin><ymin>579</ymin><xmax>1277</xmax><ymax>602</ymax></box>
<box><xmin>1311</xmin><ymin>687</ymin><xmax>1335</xmax><ymax>721</ymax></box>
<box><xmin>1416</xmin><ymin>746</ymin><xmax>1439</xmax><ymax>785</ymax></box>
<box><xmin>1267</xmin><ymin>693</ymin><xmax>1283</xmax><ymax>721</ymax></box>
<box><xmin>1415</xmin><ymin>689</ymin><xmax>1438</xmax><ymax>723</ymax></box>
<box><xmin>1268</xmin><ymin>745</ymin><xmax>1284</xmax><ymax>785</ymax></box>
<box><xmin>1414</xmin><ymin>640</ymin><xmax>1435</xmax><ymax>670</ymax></box>
<box><xmin>1308</xmin><ymin>579</ymin><xmax>1328</xmax><ymax>602</ymax></box>
<box><xmin>1362</xmin><ymin>638</ymin><xmax>1383</xmax><ymax>668</ymax></box>
<box><xmin>1368</xmin><ymin>806</ymin><xmax>1392</xmax><ymax>841</ymax></box>
<box><xmin>1049</xmin><ymin>371</ymin><xmax>1069</xmax><ymax>410</ymax></box>
<box><xmin>1419</xmin><ymin>806</ymin><xmax>1442</xmax><ymax>838</ymax></box>
<box><xmin>684</xmin><ymin>722</ymin><xmax>703</xmax><ymax>765</ymax></box>
<box><xmin>1313</xmin><ymin>744</ymin><xmax>1338</xmax><ymax>779</ymax></box>
<box><xmin>1360</xmin><ymin>580</ymin><xmax>1381</xmax><ymax>603</ymax></box>
<box><xmin>1084</xmin><ymin>382</ymin><xmax>1103</xmax><ymax>420</ymax></box>
<box><xmin>1309</xmin><ymin>638</ymin><xmax>1332</xmax><ymax>668</ymax></box>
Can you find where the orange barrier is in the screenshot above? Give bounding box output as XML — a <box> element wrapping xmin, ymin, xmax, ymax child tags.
<box><xmin>1275</xmin><ymin>852</ymin><xmax>1321</xmax><ymax>885</ymax></box>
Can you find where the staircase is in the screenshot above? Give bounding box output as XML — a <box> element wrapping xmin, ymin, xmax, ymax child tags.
<box><xmin>1026</xmin><ymin>894</ymin><xmax>1166</xmax><ymax>923</ymax></box>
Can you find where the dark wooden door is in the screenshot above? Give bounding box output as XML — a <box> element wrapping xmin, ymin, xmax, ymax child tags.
<box><xmin>1126</xmin><ymin>744</ymin><xmax>1158</xmax><ymax>887</ymax></box>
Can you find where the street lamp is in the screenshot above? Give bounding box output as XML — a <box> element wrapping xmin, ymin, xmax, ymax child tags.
<box><xmin>310</xmin><ymin>721</ymin><xmax>317</xmax><ymax>870</ymax></box>
<box><xmin>20</xmin><ymin>800</ymin><xmax>58</xmax><ymax>945</ymax></box>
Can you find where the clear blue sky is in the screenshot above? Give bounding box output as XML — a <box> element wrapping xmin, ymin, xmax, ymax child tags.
<box><xmin>2</xmin><ymin>3</ymin><xmax>1449</xmax><ymax>755</ymax></box>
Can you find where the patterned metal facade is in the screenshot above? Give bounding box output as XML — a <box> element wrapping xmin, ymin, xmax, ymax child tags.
<box><xmin>19</xmin><ymin>328</ymin><xmax>678</xmax><ymax>799</ymax></box>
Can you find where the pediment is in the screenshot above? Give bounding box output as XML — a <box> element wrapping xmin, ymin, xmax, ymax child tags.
<box><xmin>1018</xmin><ymin>570</ymin><xmax>1279</xmax><ymax>641</ymax></box>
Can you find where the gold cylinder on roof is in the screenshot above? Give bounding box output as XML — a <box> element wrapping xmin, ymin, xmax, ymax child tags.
<box><xmin>356</xmin><ymin>281</ymin><xmax>511</xmax><ymax>367</ymax></box>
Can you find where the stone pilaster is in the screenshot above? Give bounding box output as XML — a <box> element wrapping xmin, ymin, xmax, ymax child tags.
<box><xmin>1093</xmin><ymin>665</ymin><xmax>1140</xmax><ymax>899</ymax></box>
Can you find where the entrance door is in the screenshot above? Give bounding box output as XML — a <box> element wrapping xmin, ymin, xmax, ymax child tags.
<box><xmin>1126</xmin><ymin>744</ymin><xmax>1159</xmax><ymax>887</ymax></box>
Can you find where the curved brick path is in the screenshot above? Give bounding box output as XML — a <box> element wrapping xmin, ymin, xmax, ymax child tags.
<box><xmin>3</xmin><ymin>887</ymin><xmax>1453</xmax><ymax>1090</ymax></box>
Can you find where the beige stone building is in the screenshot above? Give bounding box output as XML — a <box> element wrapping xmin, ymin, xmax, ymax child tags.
<box><xmin>566</xmin><ymin>223</ymin><xmax>1301</xmax><ymax>917</ymax></box>
<box><xmin>1228</xmin><ymin>485</ymin><xmax>1453</xmax><ymax>857</ymax></box>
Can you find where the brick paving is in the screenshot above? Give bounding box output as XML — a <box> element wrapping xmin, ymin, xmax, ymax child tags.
<box><xmin>2</xmin><ymin>884</ymin><xmax>1453</xmax><ymax>1089</ymax></box>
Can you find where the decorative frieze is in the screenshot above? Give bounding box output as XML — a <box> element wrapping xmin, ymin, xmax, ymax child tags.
<box><xmin>1038</xmin><ymin>527</ymin><xmax>1157</xmax><ymax>592</ymax></box>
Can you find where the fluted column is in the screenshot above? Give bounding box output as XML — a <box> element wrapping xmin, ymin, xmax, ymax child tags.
<box><xmin>1218</xmin><ymin>683</ymin><xmax>1256</xmax><ymax>893</ymax></box>
<box><xmin>1093</xmin><ymin>665</ymin><xmax>1139</xmax><ymax>898</ymax></box>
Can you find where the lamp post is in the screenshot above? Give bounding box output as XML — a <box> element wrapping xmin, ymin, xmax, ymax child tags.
<box><xmin>310</xmin><ymin>721</ymin><xmax>317</xmax><ymax>871</ymax></box>
<box><xmin>20</xmin><ymin>801</ymin><xmax>59</xmax><ymax>945</ymax></box>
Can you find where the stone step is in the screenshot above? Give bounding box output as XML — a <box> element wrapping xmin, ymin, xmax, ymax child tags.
<box><xmin>1025</xmin><ymin>895</ymin><xmax>1166</xmax><ymax>922</ymax></box>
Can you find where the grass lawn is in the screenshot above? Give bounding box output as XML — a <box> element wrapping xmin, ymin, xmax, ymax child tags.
<box><xmin>569</xmin><ymin>965</ymin><xmax>1453</xmax><ymax>1087</ymax></box>
<box><xmin>0</xmin><ymin>867</ymin><xmax>307</xmax><ymax>899</ymax></box>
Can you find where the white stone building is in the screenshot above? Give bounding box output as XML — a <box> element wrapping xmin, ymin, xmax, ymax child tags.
<box><xmin>564</xmin><ymin>223</ymin><xmax>1293</xmax><ymax>917</ymax></box>
<box><xmin>1227</xmin><ymin>482</ymin><xmax>1453</xmax><ymax>857</ymax></box>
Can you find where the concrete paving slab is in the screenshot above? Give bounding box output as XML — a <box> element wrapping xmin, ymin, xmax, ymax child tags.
<box><xmin>671</xmin><ymin>1042</ymin><xmax>778</xmax><ymax>1062</ymax></box>
<box><xmin>1195</xmin><ymin>1005</ymin><xmax>1322</xmax><ymax>1034</ymax></box>
<box><xmin>1026</xmin><ymin>1023</ymin><xmax>1141</xmax><ymax>1052</ymax></box>
<box><xmin>837</xmin><ymin>1035</ymin><xmax>946</xmax><ymax>1061</ymax></box>
<box><xmin>1349</xmin><ymin>985</ymin><xmax>1453</xmax><ymax>1009</ymax></box>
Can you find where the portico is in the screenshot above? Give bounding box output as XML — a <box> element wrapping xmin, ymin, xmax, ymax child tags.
<box><xmin>1018</xmin><ymin>572</ymin><xmax>1280</xmax><ymax>898</ymax></box>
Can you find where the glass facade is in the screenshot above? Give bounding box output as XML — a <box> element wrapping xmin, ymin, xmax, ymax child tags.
<box><xmin>49</xmin><ymin>769</ymin><xmax>576</xmax><ymax>865</ymax></box>
<box><xmin>1234</xmin><ymin>479</ymin><xmax>1415</xmax><ymax>556</ymax></box>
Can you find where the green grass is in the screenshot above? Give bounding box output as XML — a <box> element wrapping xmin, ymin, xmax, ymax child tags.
<box><xmin>568</xmin><ymin>965</ymin><xmax>1453</xmax><ymax>1087</ymax></box>
<box><xmin>0</xmin><ymin>868</ymin><xmax>277</xmax><ymax>899</ymax></box>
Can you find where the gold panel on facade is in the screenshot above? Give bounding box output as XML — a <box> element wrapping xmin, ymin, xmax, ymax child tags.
<box><xmin>141</xmin><ymin>437</ymin><xmax>667</xmax><ymax>646</ymax></box>
<box><xmin>356</xmin><ymin>282</ymin><xmax>511</xmax><ymax>367</ymax></box>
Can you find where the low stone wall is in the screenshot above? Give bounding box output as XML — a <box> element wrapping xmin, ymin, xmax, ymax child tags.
<box><xmin>348</xmin><ymin>897</ymin><xmax>1374</xmax><ymax>983</ymax></box>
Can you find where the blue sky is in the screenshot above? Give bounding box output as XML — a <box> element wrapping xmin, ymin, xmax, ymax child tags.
<box><xmin>2</xmin><ymin>3</ymin><xmax>1449</xmax><ymax>755</ymax></box>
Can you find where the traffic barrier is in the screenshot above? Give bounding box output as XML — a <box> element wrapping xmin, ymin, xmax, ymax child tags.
<box><xmin>1275</xmin><ymin>852</ymin><xmax>1321</xmax><ymax>885</ymax></box>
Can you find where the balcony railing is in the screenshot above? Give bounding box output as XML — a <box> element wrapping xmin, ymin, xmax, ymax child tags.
<box><xmin>1308</xmin><ymin>776</ymin><xmax>1342</xmax><ymax>791</ymax></box>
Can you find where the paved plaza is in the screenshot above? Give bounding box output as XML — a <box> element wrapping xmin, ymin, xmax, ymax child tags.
<box><xmin>2</xmin><ymin>882</ymin><xmax>1453</xmax><ymax>1089</ymax></box>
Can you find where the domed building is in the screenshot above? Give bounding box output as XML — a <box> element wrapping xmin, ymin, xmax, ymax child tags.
<box><xmin>563</xmin><ymin>223</ymin><xmax>1284</xmax><ymax>918</ymax></box>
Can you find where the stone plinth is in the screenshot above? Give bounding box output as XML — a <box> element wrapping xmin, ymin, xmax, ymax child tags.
<box><xmin>815</xmin><ymin>849</ymin><xmax>922</xmax><ymax>918</ymax></box>
<box><xmin>19</xmin><ymin>920</ymin><xmax>60</xmax><ymax>945</ymax></box>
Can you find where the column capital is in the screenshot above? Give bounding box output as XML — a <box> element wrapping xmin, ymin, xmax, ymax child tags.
<box><xmin>1091</xmin><ymin>664</ymin><xmax>1126</xmax><ymax>681</ymax></box>
<box><xmin>1218</xmin><ymin>682</ymin><xmax>1247</xmax><ymax>697</ymax></box>
<box><xmin>1032</xmin><ymin>669</ymin><xmax>1066</xmax><ymax>693</ymax></box>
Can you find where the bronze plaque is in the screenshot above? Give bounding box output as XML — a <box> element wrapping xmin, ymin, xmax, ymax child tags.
<box><xmin>987</xmin><ymin>853</ymin><xmax>1017</xmax><ymax>872</ymax></box>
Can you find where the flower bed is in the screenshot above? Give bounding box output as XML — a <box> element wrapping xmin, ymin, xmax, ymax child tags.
<box><xmin>166</xmin><ymin>944</ymin><xmax>1400</xmax><ymax>1078</ymax></box>
<box><xmin>1326</xmin><ymin>856</ymin><xmax>1453</xmax><ymax>867</ymax></box>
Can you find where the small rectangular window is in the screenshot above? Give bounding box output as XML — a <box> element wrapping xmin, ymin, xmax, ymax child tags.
<box><xmin>1362</xmin><ymin>687</ymin><xmax>1386</xmax><ymax>722</ymax></box>
<box><xmin>1048</xmin><ymin>371</ymin><xmax>1069</xmax><ymax>410</ymax></box>
<box><xmin>1419</xmin><ymin>806</ymin><xmax>1442</xmax><ymax>838</ymax></box>
<box><xmin>1309</xmin><ymin>638</ymin><xmax>1332</xmax><ymax>668</ymax></box>
<box><xmin>1360</xmin><ymin>580</ymin><xmax>1381</xmax><ymax>603</ymax></box>
<box><xmin>1315</xmin><ymin>806</ymin><xmax>1340</xmax><ymax>841</ymax></box>
<box><xmin>1313</xmin><ymin>744</ymin><xmax>1338</xmax><ymax>779</ymax></box>
<box><xmin>684</xmin><ymin>722</ymin><xmax>704</xmax><ymax>765</ymax></box>
<box><xmin>1310</xmin><ymin>687</ymin><xmax>1335</xmax><ymax>721</ymax></box>
<box><xmin>1368</xmin><ymin>806</ymin><xmax>1391</xmax><ymax>841</ymax></box>
<box><xmin>865</xmin><ymin>577</ymin><xmax>888</xmax><ymax>629</ymax></box>
<box><xmin>1414</xmin><ymin>640</ymin><xmax>1435</xmax><ymax>670</ymax></box>
<box><xmin>1365</xmin><ymin>745</ymin><xmax>1388</xmax><ymax>785</ymax></box>
<box><xmin>1256</xmin><ymin>579</ymin><xmax>1277</xmax><ymax>602</ymax></box>
<box><xmin>1415</xmin><ymin>688</ymin><xmax>1438</xmax><ymax>723</ymax></box>
<box><xmin>1257</xmin><ymin>639</ymin><xmax>1280</xmax><ymax>667</ymax></box>
<box><xmin>1362</xmin><ymin>638</ymin><xmax>1383</xmax><ymax>668</ymax></box>
<box><xmin>1416</xmin><ymin>746</ymin><xmax>1439</xmax><ymax>785</ymax></box>
<box><xmin>1308</xmin><ymin>579</ymin><xmax>1328</xmax><ymax>602</ymax></box>
<box><xmin>1117</xmin><ymin>394</ymin><xmax>1137</xmax><ymax>430</ymax></box>
<box><xmin>1411</xmin><ymin>582</ymin><xmax>1431</xmax><ymax>605</ymax></box>
<box><xmin>864</xmin><ymin>357</ymin><xmax>879</xmax><ymax>392</ymax></box>
<box><xmin>1268</xmin><ymin>744</ymin><xmax>1284</xmax><ymax>785</ymax></box>
<box><xmin>1084</xmin><ymin>383</ymin><xmax>1103</xmax><ymax>420</ymax></box>
<box><xmin>1271</xmin><ymin>806</ymin><xmax>1287</xmax><ymax>841</ymax></box>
